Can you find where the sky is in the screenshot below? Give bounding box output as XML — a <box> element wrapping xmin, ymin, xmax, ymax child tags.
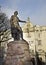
<box><xmin>0</xmin><ymin>0</ymin><xmax>46</xmax><ymax>26</ymax></box>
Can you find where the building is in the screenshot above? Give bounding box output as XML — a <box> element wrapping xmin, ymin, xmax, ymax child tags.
<box><xmin>22</xmin><ymin>17</ymin><xmax>46</xmax><ymax>62</ymax></box>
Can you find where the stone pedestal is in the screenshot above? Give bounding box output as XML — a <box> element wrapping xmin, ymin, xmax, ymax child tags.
<box><xmin>5</xmin><ymin>40</ymin><xmax>32</xmax><ymax>65</ymax></box>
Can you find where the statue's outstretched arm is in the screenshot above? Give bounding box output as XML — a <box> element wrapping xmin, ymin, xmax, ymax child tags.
<box><xmin>19</xmin><ymin>19</ymin><xmax>26</xmax><ymax>23</ymax></box>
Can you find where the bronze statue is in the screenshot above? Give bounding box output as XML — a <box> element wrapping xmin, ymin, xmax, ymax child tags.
<box><xmin>10</xmin><ymin>11</ymin><xmax>26</xmax><ymax>40</ymax></box>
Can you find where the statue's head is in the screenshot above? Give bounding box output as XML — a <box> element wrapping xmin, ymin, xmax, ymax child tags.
<box><xmin>14</xmin><ymin>11</ymin><xmax>18</xmax><ymax>16</ymax></box>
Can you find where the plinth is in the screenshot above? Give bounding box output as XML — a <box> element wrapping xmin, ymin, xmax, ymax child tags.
<box><xmin>5</xmin><ymin>40</ymin><xmax>32</xmax><ymax>65</ymax></box>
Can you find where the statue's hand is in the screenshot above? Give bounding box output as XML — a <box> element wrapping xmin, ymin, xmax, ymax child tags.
<box><xmin>25</xmin><ymin>21</ymin><xmax>26</xmax><ymax>23</ymax></box>
<box><xmin>23</xmin><ymin>21</ymin><xmax>26</xmax><ymax>23</ymax></box>
<box><xmin>19</xmin><ymin>20</ymin><xmax>26</xmax><ymax>23</ymax></box>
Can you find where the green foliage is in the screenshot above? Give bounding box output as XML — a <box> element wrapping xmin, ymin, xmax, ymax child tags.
<box><xmin>0</xmin><ymin>12</ymin><xmax>11</xmax><ymax>43</ymax></box>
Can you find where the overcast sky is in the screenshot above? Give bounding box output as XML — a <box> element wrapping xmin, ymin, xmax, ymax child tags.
<box><xmin>0</xmin><ymin>0</ymin><xmax>46</xmax><ymax>25</ymax></box>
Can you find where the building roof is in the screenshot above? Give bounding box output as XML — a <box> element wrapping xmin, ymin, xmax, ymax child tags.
<box><xmin>22</xmin><ymin>17</ymin><xmax>46</xmax><ymax>33</ymax></box>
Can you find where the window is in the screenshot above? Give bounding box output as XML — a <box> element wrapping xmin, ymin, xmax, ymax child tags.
<box><xmin>38</xmin><ymin>40</ymin><xmax>41</xmax><ymax>45</ymax></box>
<box><xmin>38</xmin><ymin>33</ymin><xmax>40</xmax><ymax>38</ymax></box>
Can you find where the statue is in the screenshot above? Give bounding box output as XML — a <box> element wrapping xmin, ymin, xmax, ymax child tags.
<box><xmin>10</xmin><ymin>11</ymin><xmax>26</xmax><ymax>40</ymax></box>
<box><xmin>5</xmin><ymin>11</ymin><xmax>32</xmax><ymax>65</ymax></box>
